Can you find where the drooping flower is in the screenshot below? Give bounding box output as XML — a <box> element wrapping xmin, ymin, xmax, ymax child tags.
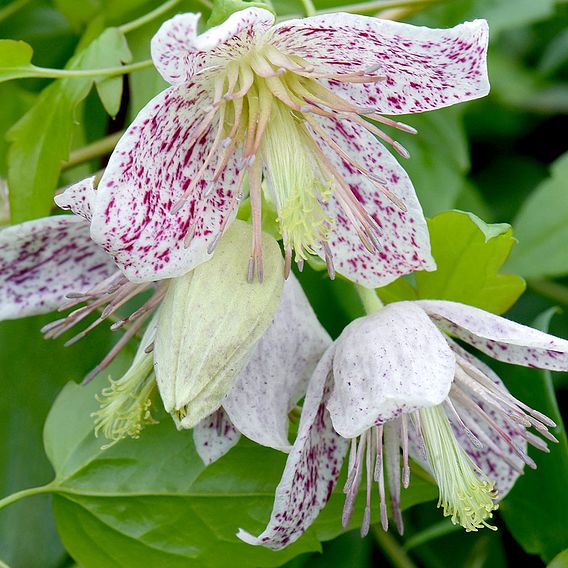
<box><xmin>238</xmin><ymin>300</ymin><xmax>568</xmax><ymax>549</ymax></box>
<box><xmin>93</xmin><ymin>274</ymin><xmax>331</xmax><ymax>453</ymax></box>
<box><xmin>87</xmin><ymin>9</ymin><xmax>489</xmax><ymax>286</ymax></box>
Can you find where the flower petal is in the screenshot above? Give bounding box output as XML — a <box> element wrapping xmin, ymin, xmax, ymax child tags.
<box><xmin>418</xmin><ymin>300</ymin><xmax>568</xmax><ymax>371</ymax></box>
<box><xmin>193</xmin><ymin>408</ymin><xmax>241</xmax><ymax>465</ymax></box>
<box><xmin>312</xmin><ymin>116</ymin><xmax>434</xmax><ymax>287</ymax></box>
<box><xmin>328</xmin><ymin>302</ymin><xmax>455</xmax><ymax>438</ymax></box>
<box><xmin>224</xmin><ymin>275</ymin><xmax>331</xmax><ymax>452</ymax></box>
<box><xmin>237</xmin><ymin>345</ymin><xmax>349</xmax><ymax>550</ymax></box>
<box><xmin>272</xmin><ymin>15</ymin><xmax>489</xmax><ymax>114</ymax></box>
<box><xmin>90</xmin><ymin>85</ymin><xmax>240</xmax><ymax>283</ymax></box>
<box><xmin>446</xmin><ymin>340</ymin><xmax>525</xmax><ymax>498</ymax></box>
<box><xmin>151</xmin><ymin>9</ymin><xmax>274</xmax><ymax>85</ymax></box>
<box><xmin>0</xmin><ymin>215</ymin><xmax>116</xmax><ymax>320</ymax></box>
<box><xmin>54</xmin><ymin>176</ymin><xmax>97</xmax><ymax>221</ymax></box>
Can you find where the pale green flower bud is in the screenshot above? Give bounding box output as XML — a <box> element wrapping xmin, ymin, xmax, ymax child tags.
<box><xmin>155</xmin><ymin>220</ymin><xmax>285</xmax><ymax>429</ymax></box>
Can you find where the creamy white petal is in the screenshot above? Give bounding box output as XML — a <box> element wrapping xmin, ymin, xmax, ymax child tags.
<box><xmin>193</xmin><ymin>408</ymin><xmax>241</xmax><ymax>465</ymax></box>
<box><xmin>418</xmin><ymin>300</ymin><xmax>568</xmax><ymax>371</ymax></box>
<box><xmin>54</xmin><ymin>176</ymin><xmax>97</xmax><ymax>222</ymax></box>
<box><xmin>0</xmin><ymin>215</ymin><xmax>116</xmax><ymax>320</ymax></box>
<box><xmin>328</xmin><ymin>302</ymin><xmax>455</xmax><ymax>438</ymax></box>
<box><xmin>237</xmin><ymin>346</ymin><xmax>348</xmax><ymax>549</ymax></box>
<box><xmin>224</xmin><ymin>275</ymin><xmax>331</xmax><ymax>452</ymax></box>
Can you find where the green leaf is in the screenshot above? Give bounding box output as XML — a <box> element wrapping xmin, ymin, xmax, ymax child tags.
<box><xmin>413</xmin><ymin>0</ymin><xmax>556</xmax><ymax>38</ymax></box>
<box><xmin>0</xmin><ymin>314</ymin><xmax>117</xmax><ymax>568</ymax></box>
<box><xmin>394</xmin><ymin>106</ymin><xmax>470</xmax><ymax>217</ymax></box>
<box><xmin>6</xmin><ymin>26</ymin><xmax>131</xmax><ymax>222</ymax></box>
<box><xmin>42</xmin><ymin>371</ymin><xmax>435</xmax><ymax>567</ymax></box>
<box><xmin>498</xmin><ymin>309</ymin><xmax>568</xmax><ymax>562</ymax></box>
<box><xmin>0</xmin><ymin>39</ymin><xmax>35</xmax><ymax>82</ymax></box>
<box><xmin>414</xmin><ymin>210</ymin><xmax>526</xmax><ymax>314</ymax></box>
<box><xmin>506</xmin><ymin>152</ymin><xmax>568</xmax><ymax>279</ymax></box>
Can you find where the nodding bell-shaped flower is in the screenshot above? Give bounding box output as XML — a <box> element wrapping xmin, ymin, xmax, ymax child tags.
<box><xmin>86</xmin><ymin>8</ymin><xmax>489</xmax><ymax>286</ymax></box>
<box><xmin>239</xmin><ymin>300</ymin><xmax>568</xmax><ymax>550</ymax></box>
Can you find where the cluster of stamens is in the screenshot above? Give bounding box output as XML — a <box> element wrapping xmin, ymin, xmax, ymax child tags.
<box><xmin>41</xmin><ymin>272</ymin><xmax>166</xmax><ymax>383</ymax></box>
<box><xmin>342</xmin><ymin>350</ymin><xmax>557</xmax><ymax>536</ymax></box>
<box><xmin>171</xmin><ymin>41</ymin><xmax>416</xmax><ymax>282</ymax></box>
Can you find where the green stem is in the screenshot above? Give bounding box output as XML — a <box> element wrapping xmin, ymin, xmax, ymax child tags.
<box><xmin>62</xmin><ymin>131</ymin><xmax>125</xmax><ymax>171</ymax></box>
<box><xmin>528</xmin><ymin>279</ymin><xmax>568</xmax><ymax>307</ymax></box>
<box><xmin>316</xmin><ymin>0</ymin><xmax>438</xmax><ymax>14</ymax></box>
<box><xmin>0</xmin><ymin>483</ymin><xmax>56</xmax><ymax>512</ymax></box>
<box><xmin>29</xmin><ymin>59</ymin><xmax>152</xmax><ymax>80</ymax></box>
<box><xmin>371</xmin><ymin>525</ymin><xmax>418</xmax><ymax>568</ymax></box>
<box><xmin>119</xmin><ymin>0</ymin><xmax>184</xmax><ymax>34</ymax></box>
<box><xmin>0</xmin><ymin>0</ymin><xmax>30</xmax><ymax>24</ymax></box>
<box><xmin>300</xmin><ymin>0</ymin><xmax>317</xmax><ymax>16</ymax></box>
<box><xmin>356</xmin><ymin>284</ymin><xmax>384</xmax><ymax>314</ymax></box>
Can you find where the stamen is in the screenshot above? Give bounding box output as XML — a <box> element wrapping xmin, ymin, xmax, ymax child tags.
<box><xmin>384</xmin><ymin>421</ymin><xmax>404</xmax><ymax>535</ymax></box>
<box><xmin>374</xmin><ymin>424</ymin><xmax>388</xmax><ymax>531</ymax></box>
<box><xmin>400</xmin><ymin>414</ymin><xmax>410</xmax><ymax>489</ymax></box>
<box><xmin>419</xmin><ymin>405</ymin><xmax>498</xmax><ymax>531</ymax></box>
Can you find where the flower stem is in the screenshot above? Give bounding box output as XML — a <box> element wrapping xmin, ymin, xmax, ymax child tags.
<box><xmin>318</xmin><ymin>0</ymin><xmax>438</xmax><ymax>14</ymax></box>
<box><xmin>0</xmin><ymin>483</ymin><xmax>56</xmax><ymax>512</ymax></box>
<box><xmin>355</xmin><ymin>284</ymin><xmax>384</xmax><ymax>314</ymax></box>
<box><xmin>0</xmin><ymin>0</ymin><xmax>30</xmax><ymax>24</ymax></box>
<box><xmin>371</xmin><ymin>525</ymin><xmax>418</xmax><ymax>568</ymax></box>
<box><xmin>119</xmin><ymin>0</ymin><xmax>184</xmax><ymax>34</ymax></box>
<box><xmin>29</xmin><ymin>59</ymin><xmax>153</xmax><ymax>80</ymax></box>
<box><xmin>62</xmin><ymin>131</ymin><xmax>125</xmax><ymax>171</ymax></box>
<box><xmin>300</xmin><ymin>0</ymin><xmax>317</xmax><ymax>16</ymax></box>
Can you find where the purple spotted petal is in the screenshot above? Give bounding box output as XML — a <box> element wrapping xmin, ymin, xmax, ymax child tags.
<box><xmin>193</xmin><ymin>408</ymin><xmax>241</xmax><ymax>465</ymax></box>
<box><xmin>272</xmin><ymin>15</ymin><xmax>489</xmax><ymax>114</ymax></box>
<box><xmin>311</xmin><ymin>116</ymin><xmax>434</xmax><ymax>287</ymax></box>
<box><xmin>151</xmin><ymin>9</ymin><xmax>274</xmax><ymax>85</ymax></box>
<box><xmin>0</xmin><ymin>215</ymin><xmax>117</xmax><ymax>320</ymax></box>
<box><xmin>54</xmin><ymin>176</ymin><xmax>97</xmax><ymax>221</ymax></box>
<box><xmin>418</xmin><ymin>300</ymin><xmax>568</xmax><ymax>371</ymax></box>
<box><xmin>237</xmin><ymin>346</ymin><xmax>349</xmax><ymax>550</ymax></box>
<box><xmin>445</xmin><ymin>340</ymin><xmax>525</xmax><ymax>498</ymax></box>
<box><xmin>224</xmin><ymin>275</ymin><xmax>331</xmax><ymax>452</ymax></box>
<box><xmin>328</xmin><ymin>302</ymin><xmax>455</xmax><ymax>438</ymax></box>
<box><xmin>90</xmin><ymin>85</ymin><xmax>240</xmax><ymax>283</ymax></box>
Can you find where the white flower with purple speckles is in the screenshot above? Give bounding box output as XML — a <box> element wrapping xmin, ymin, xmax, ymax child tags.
<box><xmin>238</xmin><ymin>300</ymin><xmax>568</xmax><ymax>549</ymax></box>
<box><xmin>87</xmin><ymin>8</ymin><xmax>489</xmax><ymax>286</ymax></box>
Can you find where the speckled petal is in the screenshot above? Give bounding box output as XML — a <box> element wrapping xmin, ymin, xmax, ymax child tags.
<box><xmin>0</xmin><ymin>215</ymin><xmax>117</xmax><ymax>320</ymax></box>
<box><xmin>55</xmin><ymin>176</ymin><xmax>97</xmax><ymax>221</ymax></box>
<box><xmin>193</xmin><ymin>408</ymin><xmax>241</xmax><ymax>465</ymax></box>
<box><xmin>237</xmin><ymin>345</ymin><xmax>349</xmax><ymax>550</ymax></box>
<box><xmin>272</xmin><ymin>14</ymin><xmax>489</xmax><ymax>114</ymax></box>
<box><xmin>151</xmin><ymin>9</ymin><xmax>275</xmax><ymax>85</ymax></box>
<box><xmin>224</xmin><ymin>275</ymin><xmax>331</xmax><ymax>452</ymax></box>
<box><xmin>312</xmin><ymin>116</ymin><xmax>434</xmax><ymax>287</ymax></box>
<box><xmin>445</xmin><ymin>339</ymin><xmax>525</xmax><ymax>498</ymax></box>
<box><xmin>90</xmin><ymin>84</ymin><xmax>240</xmax><ymax>283</ymax></box>
<box><xmin>328</xmin><ymin>302</ymin><xmax>455</xmax><ymax>438</ymax></box>
<box><xmin>418</xmin><ymin>300</ymin><xmax>568</xmax><ymax>371</ymax></box>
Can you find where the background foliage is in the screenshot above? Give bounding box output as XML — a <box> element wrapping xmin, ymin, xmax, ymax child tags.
<box><xmin>0</xmin><ymin>0</ymin><xmax>567</xmax><ymax>566</ymax></box>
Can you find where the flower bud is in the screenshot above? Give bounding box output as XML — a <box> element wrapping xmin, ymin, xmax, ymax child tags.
<box><xmin>155</xmin><ymin>220</ymin><xmax>285</xmax><ymax>428</ymax></box>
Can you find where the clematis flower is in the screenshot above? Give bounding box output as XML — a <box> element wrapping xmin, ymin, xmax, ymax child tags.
<box><xmin>93</xmin><ymin>274</ymin><xmax>331</xmax><ymax>452</ymax></box>
<box><xmin>0</xmin><ymin>178</ymin><xmax>283</xmax><ymax>395</ymax></box>
<box><xmin>239</xmin><ymin>300</ymin><xmax>567</xmax><ymax>549</ymax></box>
<box><xmin>88</xmin><ymin>8</ymin><xmax>489</xmax><ymax>286</ymax></box>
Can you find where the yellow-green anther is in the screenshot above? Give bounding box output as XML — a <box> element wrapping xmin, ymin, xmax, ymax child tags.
<box><xmin>155</xmin><ymin>219</ymin><xmax>285</xmax><ymax>429</ymax></box>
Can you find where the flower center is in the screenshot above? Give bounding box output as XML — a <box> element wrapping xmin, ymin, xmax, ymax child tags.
<box><xmin>175</xmin><ymin>41</ymin><xmax>416</xmax><ymax>280</ymax></box>
<box><xmin>92</xmin><ymin>349</ymin><xmax>158</xmax><ymax>448</ymax></box>
<box><xmin>419</xmin><ymin>405</ymin><xmax>497</xmax><ymax>531</ymax></box>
